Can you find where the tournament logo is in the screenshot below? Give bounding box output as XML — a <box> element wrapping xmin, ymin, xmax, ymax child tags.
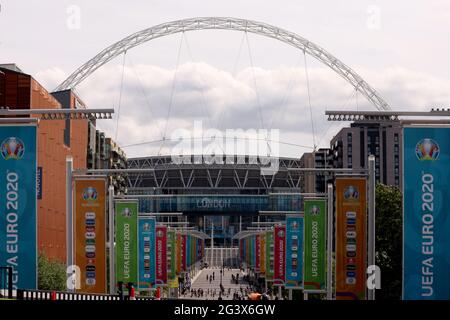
<box><xmin>344</xmin><ymin>186</ymin><xmax>359</xmax><ymax>201</ymax></box>
<box><xmin>121</xmin><ymin>207</ymin><xmax>132</xmax><ymax>218</ymax></box>
<box><xmin>157</xmin><ymin>229</ymin><xmax>164</xmax><ymax>238</ymax></box>
<box><xmin>143</xmin><ymin>223</ymin><xmax>151</xmax><ymax>232</ymax></box>
<box><xmin>290</xmin><ymin>220</ymin><xmax>299</xmax><ymax>230</ymax></box>
<box><xmin>310</xmin><ymin>205</ymin><xmax>320</xmax><ymax>216</ymax></box>
<box><xmin>83</xmin><ymin>187</ymin><xmax>98</xmax><ymax>201</ymax></box>
<box><xmin>277</xmin><ymin>229</ymin><xmax>285</xmax><ymax>238</ymax></box>
<box><xmin>1</xmin><ymin>137</ymin><xmax>25</xmax><ymax>160</ymax></box>
<box><xmin>416</xmin><ymin>138</ymin><xmax>439</xmax><ymax>161</ymax></box>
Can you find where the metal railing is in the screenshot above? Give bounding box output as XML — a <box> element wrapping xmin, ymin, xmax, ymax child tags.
<box><xmin>16</xmin><ymin>282</ymin><xmax>155</xmax><ymax>301</ymax></box>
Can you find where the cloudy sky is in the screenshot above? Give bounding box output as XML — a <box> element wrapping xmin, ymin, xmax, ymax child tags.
<box><xmin>1</xmin><ymin>0</ymin><xmax>450</xmax><ymax>158</ymax></box>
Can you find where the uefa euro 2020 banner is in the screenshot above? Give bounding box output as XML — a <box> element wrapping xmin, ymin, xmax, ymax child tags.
<box><xmin>155</xmin><ymin>226</ymin><xmax>167</xmax><ymax>285</ymax></box>
<box><xmin>265</xmin><ymin>230</ymin><xmax>274</xmax><ymax>280</ymax></box>
<box><xmin>115</xmin><ymin>200</ymin><xmax>138</xmax><ymax>285</ymax></box>
<box><xmin>335</xmin><ymin>177</ymin><xmax>366</xmax><ymax>300</ymax></box>
<box><xmin>273</xmin><ymin>225</ymin><xmax>286</xmax><ymax>285</ymax></box>
<box><xmin>285</xmin><ymin>215</ymin><xmax>303</xmax><ymax>288</ymax></box>
<box><xmin>74</xmin><ymin>178</ymin><xmax>107</xmax><ymax>293</ymax></box>
<box><xmin>304</xmin><ymin>199</ymin><xmax>327</xmax><ymax>292</ymax></box>
<box><xmin>138</xmin><ymin>216</ymin><xmax>155</xmax><ymax>290</ymax></box>
<box><xmin>0</xmin><ymin>124</ymin><xmax>37</xmax><ymax>290</ymax></box>
<box><xmin>403</xmin><ymin>127</ymin><xmax>450</xmax><ymax>300</ymax></box>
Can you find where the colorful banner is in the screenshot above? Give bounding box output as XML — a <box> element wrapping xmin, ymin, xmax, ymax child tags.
<box><xmin>403</xmin><ymin>127</ymin><xmax>450</xmax><ymax>299</ymax></box>
<box><xmin>138</xmin><ymin>217</ymin><xmax>155</xmax><ymax>290</ymax></box>
<box><xmin>186</xmin><ymin>235</ymin><xmax>191</xmax><ymax>267</ymax></box>
<box><xmin>304</xmin><ymin>199</ymin><xmax>327</xmax><ymax>292</ymax></box>
<box><xmin>167</xmin><ymin>230</ymin><xmax>176</xmax><ymax>280</ymax></box>
<box><xmin>180</xmin><ymin>235</ymin><xmax>187</xmax><ymax>272</ymax></box>
<box><xmin>155</xmin><ymin>226</ymin><xmax>167</xmax><ymax>285</ymax></box>
<box><xmin>0</xmin><ymin>124</ymin><xmax>37</xmax><ymax>290</ymax></box>
<box><xmin>250</xmin><ymin>236</ymin><xmax>255</xmax><ymax>267</ymax></box>
<box><xmin>285</xmin><ymin>216</ymin><xmax>303</xmax><ymax>288</ymax></box>
<box><xmin>74</xmin><ymin>178</ymin><xmax>107</xmax><ymax>293</ymax></box>
<box><xmin>176</xmin><ymin>233</ymin><xmax>182</xmax><ymax>274</ymax></box>
<box><xmin>274</xmin><ymin>225</ymin><xmax>286</xmax><ymax>285</ymax></box>
<box><xmin>336</xmin><ymin>178</ymin><xmax>367</xmax><ymax>300</ymax></box>
<box><xmin>115</xmin><ymin>200</ymin><xmax>138</xmax><ymax>285</ymax></box>
<box><xmin>255</xmin><ymin>234</ymin><xmax>261</xmax><ymax>272</ymax></box>
<box><xmin>266</xmin><ymin>231</ymin><xmax>274</xmax><ymax>280</ymax></box>
<box><xmin>260</xmin><ymin>233</ymin><xmax>266</xmax><ymax>276</ymax></box>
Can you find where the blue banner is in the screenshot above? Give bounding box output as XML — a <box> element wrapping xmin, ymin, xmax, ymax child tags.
<box><xmin>186</xmin><ymin>235</ymin><xmax>191</xmax><ymax>267</ymax></box>
<box><xmin>286</xmin><ymin>216</ymin><xmax>303</xmax><ymax>288</ymax></box>
<box><xmin>404</xmin><ymin>127</ymin><xmax>450</xmax><ymax>299</ymax></box>
<box><xmin>0</xmin><ymin>125</ymin><xmax>37</xmax><ymax>290</ymax></box>
<box><xmin>138</xmin><ymin>217</ymin><xmax>155</xmax><ymax>289</ymax></box>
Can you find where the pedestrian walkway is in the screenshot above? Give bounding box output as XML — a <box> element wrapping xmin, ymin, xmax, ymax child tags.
<box><xmin>181</xmin><ymin>267</ymin><xmax>251</xmax><ymax>300</ymax></box>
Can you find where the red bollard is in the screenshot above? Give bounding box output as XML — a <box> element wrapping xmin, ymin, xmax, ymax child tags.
<box><xmin>51</xmin><ymin>291</ymin><xmax>56</xmax><ymax>301</ymax></box>
<box><xmin>155</xmin><ymin>287</ymin><xmax>161</xmax><ymax>300</ymax></box>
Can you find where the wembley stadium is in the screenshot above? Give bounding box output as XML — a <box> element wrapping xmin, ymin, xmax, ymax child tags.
<box><xmin>125</xmin><ymin>155</ymin><xmax>310</xmax><ymax>251</ymax></box>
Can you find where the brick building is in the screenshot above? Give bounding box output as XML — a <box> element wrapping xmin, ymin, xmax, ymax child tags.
<box><xmin>0</xmin><ymin>64</ymin><xmax>88</xmax><ymax>262</ymax></box>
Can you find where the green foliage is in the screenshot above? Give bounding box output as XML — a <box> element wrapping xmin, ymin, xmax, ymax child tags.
<box><xmin>375</xmin><ymin>183</ymin><xmax>402</xmax><ymax>299</ymax></box>
<box><xmin>38</xmin><ymin>253</ymin><xmax>66</xmax><ymax>291</ymax></box>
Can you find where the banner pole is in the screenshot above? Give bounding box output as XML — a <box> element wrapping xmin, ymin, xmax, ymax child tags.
<box><xmin>109</xmin><ymin>185</ymin><xmax>115</xmax><ymax>294</ymax></box>
<box><xmin>66</xmin><ymin>156</ymin><xmax>74</xmax><ymax>292</ymax></box>
<box><xmin>368</xmin><ymin>155</ymin><xmax>376</xmax><ymax>300</ymax></box>
<box><xmin>326</xmin><ymin>183</ymin><xmax>333</xmax><ymax>300</ymax></box>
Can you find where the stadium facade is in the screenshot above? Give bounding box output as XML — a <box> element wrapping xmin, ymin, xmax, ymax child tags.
<box><xmin>126</xmin><ymin>155</ymin><xmax>313</xmax><ymax>247</ymax></box>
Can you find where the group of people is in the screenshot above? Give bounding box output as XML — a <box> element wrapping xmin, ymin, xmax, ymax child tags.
<box><xmin>205</xmin><ymin>272</ymin><xmax>216</xmax><ymax>283</ymax></box>
<box><xmin>231</xmin><ymin>273</ymin><xmax>240</xmax><ymax>284</ymax></box>
<box><xmin>189</xmin><ymin>288</ymin><xmax>205</xmax><ymax>298</ymax></box>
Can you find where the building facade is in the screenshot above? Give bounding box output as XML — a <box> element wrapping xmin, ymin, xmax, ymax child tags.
<box><xmin>330</xmin><ymin>121</ymin><xmax>402</xmax><ymax>187</ymax></box>
<box><xmin>299</xmin><ymin>148</ymin><xmax>333</xmax><ymax>194</ymax></box>
<box><xmin>0</xmin><ymin>64</ymin><xmax>89</xmax><ymax>262</ymax></box>
<box><xmin>87</xmin><ymin>128</ymin><xmax>127</xmax><ymax>195</ymax></box>
<box><xmin>126</xmin><ymin>155</ymin><xmax>304</xmax><ymax>246</ymax></box>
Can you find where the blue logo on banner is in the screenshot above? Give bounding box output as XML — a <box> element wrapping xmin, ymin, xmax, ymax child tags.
<box><xmin>138</xmin><ymin>217</ymin><xmax>155</xmax><ymax>289</ymax></box>
<box><xmin>285</xmin><ymin>216</ymin><xmax>303</xmax><ymax>288</ymax></box>
<box><xmin>404</xmin><ymin>127</ymin><xmax>450</xmax><ymax>300</ymax></box>
<box><xmin>0</xmin><ymin>125</ymin><xmax>37</xmax><ymax>290</ymax></box>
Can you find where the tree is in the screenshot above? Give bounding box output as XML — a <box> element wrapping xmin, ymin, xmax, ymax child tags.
<box><xmin>38</xmin><ymin>253</ymin><xmax>66</xmax><ymax>291</ymax></box>
<box><xmin>375</xmin><ymin>183</ymin><xmax>402</xmax><ymax>299</ymax></box>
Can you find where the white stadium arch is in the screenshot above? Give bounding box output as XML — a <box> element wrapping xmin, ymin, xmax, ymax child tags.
<box><xmin>55</xmin><ymin>17</ymin><xmax>390</xmax><ymax>110</ymax></box>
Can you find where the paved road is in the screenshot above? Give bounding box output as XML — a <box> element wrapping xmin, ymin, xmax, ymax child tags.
<box><xmin>181</xmin><ymin>267</ymin><xmax>252</xmax><ymax>300</ymax></box>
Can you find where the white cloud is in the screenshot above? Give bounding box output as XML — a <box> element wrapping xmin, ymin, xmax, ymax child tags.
<box><xmin>35</xmin><ymin>61</ymin><xmax>450</xmax><ymax>158</ymax></box>
<box><xmin>35</xmin><ymin>67</ymin><xmax>67</xmax><ymax>90</ymax></box>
